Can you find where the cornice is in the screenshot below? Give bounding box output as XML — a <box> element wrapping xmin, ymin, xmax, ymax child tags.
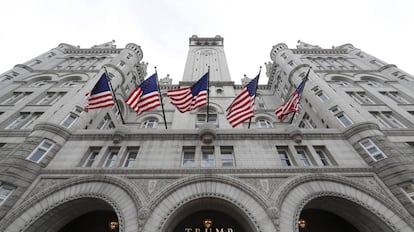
<box><xmin>292</xmin><ymin>49</ymin><xmax>347</xmax><ymax>55</ymax></box>
<box><xmin>64</xmin><ymin>48</ymin><xmax>122</xmax><ymax>55</ymax></box>
<box><xmin>383</xmin><ymin>128</ymin><xmax>414</xmax><ymax>136</ymax></box>
<box><xmin>343</xmin><ymin>122</ymin><xmax>381</xmax><ymax>139</ymax></box>
<box><xmin>0</xmin><ymin>130</ymin><xmax>31</xmax><ymax>137</ymax></box>
<box><xmin>40</xmin><ymin>167</ymin><xmax>373</xmax><ymax>175</ymax></box>
<box><xmin>68</xmin><ymin>129</ymin><xmax>346</xmax><ymax>141</ymax></box>
<box><xmin>33</xmin><ymin>123</ymin><xmax>72</xmax><ymax>140</ymax></box>
<box><xmin>378</xmin><ymin>64</ymin><xmax>397</xmax><ymax>72</ymax></box>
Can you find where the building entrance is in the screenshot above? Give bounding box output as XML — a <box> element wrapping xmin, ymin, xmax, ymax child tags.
<box><xmin>298</xmin><ymin>196</ymin><xmax>392</xmax><ymax>232</ymax></box>
<box><xmin>59</xmin><ymin>210</ymin><xmax>119</xmax><ymax>232</ymax></box>
<box><xmin>173</xmin><ymin>210</ymin><xmax>244</xmax><ymax>232</ymax></box>
<box><xmin>163</xmin><ymin>197</ymin><xmax>255</xmax><ymax>232</ymax></box>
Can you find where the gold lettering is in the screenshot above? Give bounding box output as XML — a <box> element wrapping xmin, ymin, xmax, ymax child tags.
<box><xmin>195</xmin><ymin>228</ymin><xmax>201</xmax><ymax>232</ymax></box>
<box><xmin>227</xmin><ymin>229</ymin><xmax>234</xmax><ymax>232</ymax></box>
<box><xmin>184</xmin><ymin>229</ymin><xmax>192</xmax><ymax>232</ymax></box>
<box><xmin>215</xmin><ymin>229</ymin><xmax>224</xmax><ymax>232</ymax></box>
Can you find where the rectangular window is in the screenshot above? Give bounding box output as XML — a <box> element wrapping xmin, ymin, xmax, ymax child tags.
<box><xmin>0</xmin><ymin>184</ymin><xmax>14</xmax><ymax>206</ymax></box>
<box><xmin>27</xmin><ymin>139</ymin><xmax>55</xmax><ymax>163</ymax></box>
<box><xmin>6</xmin><ymin>112</ymin><xmax>43</xmax><ymax>129</ymax></box>
<box><xmin>1</xmin><ymin>92</ymin><xmax>31</xmax><ymax>105</ymax></box>
<box><xmin>298</xmin><ymin>113</ymin><xmax>316</xmax><ymax>129</ymax></box>
<box><xmin>380</xmin><ymin>92</ymin><xmax>409</xmax><ymax>104</ymax></box>
<box><xmin>84</xmin><ymin>149</ymin><xmax>100</xmax><ymax>167</ymax></box>
<box><xmin>314</xmin><ymin>146</ymin><xmax>334</xmax><ymax>166</ymax></box>
<box><xmin>277</xmin><ymin>147</ymin><xmax>292</xmax><ymax>167</ymax></box>
<box><xmin>347</xmin><ymin>92</ymin><xmax>376</xmax><ymax>104</ymax></box>
<box><xmin>123</xmin><ymin>148</ymin><xmax>139</xmax><ymax>168</ymax></box>
<box><xmin>296</xmin><ymin>148</ymin><xmax>311</xmax><ymax>166</ymax></box>
<box><xmin>312</xmin><ymin>87</ymin><xmax>329</xmax><ymax>103</ymax></box>
<box><xmin>182</xmin><ymin>146</ymin><xmax>196</xmax><ymax>167</ymax></box>
<box><xmin>370</xmin><ymin>112</ymin><xmax>406</xmax><ymax>129</ymax></box>
<box><xmin>220</xmin><ymin>146</ymin><xmax>235</xmax><ymax>167</ymax></box>
<box><xmin>196</xmin><ymin>113</ymin><xmax>217</xmax><ymax>124</ymax></box>
<box><xmin>360</xmin><ymin>139</ymin><xmax>386</xmax><ymax>161</ymax></box>
<box><xmin>336</xmin><ymin>112</ymin><xmax>353</xmax><ymax>127</ymax></box>
<box><xmin>104</xmin><ymin>149</ymin><xmax>119</xmax><ymax>168</ymax></box>
<box><xmin>97</xmin><ymin>113</ymin><xmax>113</xmax><ymax>130</ymax></box>
<box><xmin>400</xmin><ymin>182</ymin><xmax>414</xmax><ymax>202</ymax></box>
<box><xmin>61</xmin><ymin>113</ymin><xmax>78</xmax><ymax>128</ymax></box>
<box><xmin>36</xmin><ymin>92</ymin><xmax>65</xmax><ymax>105</ymax></box>
<box><xmin>330</xmin><ymin>106</ymin><xmax>353</xmax><ymax>127</ymax></box>
<box><xmin>201</xmin><ymin>146</ymin><xmax>215</xmax><ymax>167</ymax></box>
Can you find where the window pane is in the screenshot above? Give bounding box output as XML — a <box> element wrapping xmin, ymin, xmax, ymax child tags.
<box><xmin>84</xmin><ymin>151</ymin><xmax>99</xmax><ymax>167</ymax></box>
<box><xmin>221</xmin><ymin>146</ymin><xmax>234</xmax><ymax>167</ymax></box>
<box><xmin>105</xmin><ymin>151</ymin><xmax>118</xmax><ymax>167</ymax></box>
<box><xmin>201</xmin><ymin>147</ymin><xmax>214</xmax><ymax>167</ymax></box>
<box><xmin>278</xmin><ymin>150</ymin><xmax>291</xmax><ymax>167</ymax></box>
<box><xmin>29</xmin><ymin>148</ymin><xmax>47</xmax><ymax>162</ymax></box>
<box><xmin>62</xmin><ymin>114</ymin><xmax>77</xmax><ymax>128</ymax></box>
<box><xmin>124</xmin><ymin>151</ymin><xmax>137</xmax><ymax>168</ymax></box>
<box><xmin>297</xmin><ymin>150</ymin><xmax>311</xmax><ymax>166</ymax></box>
<box><xmin>182</xmin><ymin>147</ymin><xmax>195</xmax><ymax>167</ymax></box>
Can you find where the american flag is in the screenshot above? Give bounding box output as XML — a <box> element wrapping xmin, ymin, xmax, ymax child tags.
<box><xmin>85</xmin><ymin>73</ymin><xmax>114</xmax><ymax>111</ymax></box>
<box><xmin>275</xmin><ymin>71</ymin><xmax>309</xmax><ymax>121</ymax></box>
<box><xmin>125</xmin><ymin>73</ymin><xmax>161</xmax><ymax>115</ymax></box>
<box><xmin>226</xmin><ymin>75</ymin><xmax>259</xmax><ymax>127</ymax></box>
<box><xmin>168</xmin><ymin>72</ymin><xmax>208</xmax><ymax>113</ymax></box>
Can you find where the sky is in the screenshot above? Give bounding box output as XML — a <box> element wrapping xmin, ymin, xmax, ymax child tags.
<box><xmin>0</xmin><ymin>0</ymin><xmax>413</xmax><ymax>84</ymax></box>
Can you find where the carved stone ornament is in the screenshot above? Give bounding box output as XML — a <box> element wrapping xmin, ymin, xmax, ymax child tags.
<box><xmin>285</xmin><ymin>125</ymin><xmax>303</xmax><ymax>143</ymax></box>
<box><xmin>112</xmin><ymin>126</ymin><xmax>129</xmax><ymax>143</ymax></box>
<box><xmin>198</xmin><ymin>124</ymin><xmax>217</xmax><ymax>144</ymax></box>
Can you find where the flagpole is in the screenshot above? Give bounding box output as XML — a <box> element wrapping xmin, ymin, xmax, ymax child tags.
<box><xmin>289</xmin><ymin>67</ymin><xmax>311</xmax><ymax>124</ymax></box>
<box><xmin>154</xmin><ymin>67</ymin><xmax>168</xmax><ymax>129</ymax></box>
<box><xmin>248</xmin><ymin>66</ymin><xmax>262</xmax><ymax>129</ymax></box>
<box><xmin>103</xmin><ymin>66</ymin><xmax>126</xmax><ymax>124</ymax></box>
<box><xmin>206</xmin><ymin>66</ymin><xmax>210</xmax><ymax>124</ymax></box>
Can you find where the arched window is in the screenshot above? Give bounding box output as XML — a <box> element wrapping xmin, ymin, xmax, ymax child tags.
<box><xmin>196</xmin><ymin>106</ymin><xmax>218</xmax><ymax>125</ymax></box>
<box><xmin>332</xmin><ymin>80</ymin><xmax>351</xmax><ymax>87</ymax></box>
<box><xmin>256</xmin><ymin>118</ymin><xmax>273</xmax><ymax>128</ymax></box>
<box><xmin>141</xmin><ymin>117</ymin><xmax>158</xmax><ymax>129</ymax></box>
<box><xmin>365</xmin><ymin>80</ymin><xmax>382</xmax><ymax>87</ymax></box>
<box><xmin>29</xmin><ymin>80</ymin><xmax>48</xmax><ymax>87</ymax></box>
<box><xmin>60</xmin><ymin>80</ymin><xmax>82</xmax><ymax>87</ymax></box>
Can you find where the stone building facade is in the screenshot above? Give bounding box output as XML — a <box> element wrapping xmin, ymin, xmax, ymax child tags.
<box><xmin>0</xmin><ymin>36</ymin><xmax>414</xmax><ymax>232</ymax></box>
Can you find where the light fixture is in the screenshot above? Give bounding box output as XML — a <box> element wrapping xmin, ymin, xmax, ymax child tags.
<box><xmin>298</xmin><ymin>219</ymin><xmax>306</xmax><ymax>229</ymax></box>
<box><xmin>109</xmin><ymin>221</ymin><xmax>119</xmax><ymax>231</ymax></box>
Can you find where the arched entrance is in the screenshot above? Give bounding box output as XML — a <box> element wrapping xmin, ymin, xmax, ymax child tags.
<box><xmin>26</xmin><ymin>198</ymin><xmax>120</xmax><ymax>232</ymax></box>
<box><xmin>299</xmin><ymin>209</ymin><xmax>359</xmax><ymax>232</ymax></box>
<box><xmin>164</xmin><ymin>198</ymin><xmax>250</xmax><ymax>232</ymax></box>
<box><xmin>59</xmin><ymin>210</ymin><xmax>119</xmax><ymax>232</ymax></box>
<box><xmin>297</xmin><ymin>196</ymin><xmax>389</xmax><ymax>232</ymax></box>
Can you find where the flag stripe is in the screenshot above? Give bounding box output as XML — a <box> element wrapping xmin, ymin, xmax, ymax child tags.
<box><xmin>85</xmin><ymin>73</ymin><xmax>115</xmax><ymax>111</ymax></box>
<box><xmin>226</xmin><ymin>75</ymin><xmax>259</xmax><ymax>128</ymax></box>
<box><xmin>168</xmin><ymin>73</ymin><xmax>209</xmax><ymax>113</ymax></box>
<box><xmin>274</xmin><ymin>71</ymin><xmax>309</xmax><ymax>121</ymax></box>
<box><xmin>125</xmin><ymin>73</ymin><xmax>161</xmax><ymax>115</ymax></box>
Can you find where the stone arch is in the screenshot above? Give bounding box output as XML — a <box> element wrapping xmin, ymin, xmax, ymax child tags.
<box><xmin>195</xmin><ymin>103</ymin><xmax>224</xmax><ymax>114</ymax></box>
<box><xmin>143</xmin><ymin>175</ymin><xmax>276</xmax><ymax>232</ymax></box>
<box><xmin>2</xmin><ymin>175</ymin><xmax>144</xmax><ymax>232</ymax></box>
<box><xmin>57</xmin><ymin>73</ymin><xmax>90</xmax><ymax>83</ymax></box>
<box><xmin>273</xmin><ymin>174</ymin><xmax>414</xmax><ymax>232</ymax></box>
<box><xmin>254</xmin><ymin>114</ymin><xmax>276</xmax><ymax>128</ymax></box>
<box><xmin>324</xmin><ymin>73</ymin><xmax>355</xmax><ymax>83</ymax></box>
<box><xmin>356</xmin><ymin>73</ymin><xmax>389</xmax><ymax>83</ymax></box>
<box><xmin>24</xmin><ymin>74</ymin><xmax>54</xmax><ymax>85</ymax></box>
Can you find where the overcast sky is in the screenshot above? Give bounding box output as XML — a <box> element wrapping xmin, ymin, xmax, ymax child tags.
<box><xmin>0</xmin><ymin>0</ymin><xmax>413</xmax><ymax>84</ymax></box>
